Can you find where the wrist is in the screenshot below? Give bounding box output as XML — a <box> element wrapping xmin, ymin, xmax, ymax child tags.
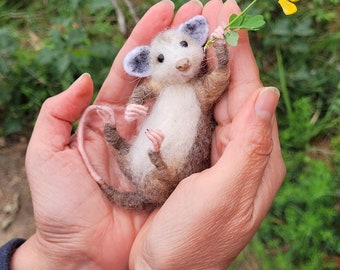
<box><xmin>10</xmin><ymin>234</ymin><xmax>97</xmax><ymax>270</ymax></box>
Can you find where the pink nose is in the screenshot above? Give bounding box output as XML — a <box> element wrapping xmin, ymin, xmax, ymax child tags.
<box><xmin>176</xmin><ymin>58</ymin><xmax>191</xmax><ymax>71</ymax></box>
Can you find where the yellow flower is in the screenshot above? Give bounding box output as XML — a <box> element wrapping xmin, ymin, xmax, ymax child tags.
<box><xmin>278</xmin><ymin>0</ymin><xmax>299</xmax><ymax>15</ymax></box>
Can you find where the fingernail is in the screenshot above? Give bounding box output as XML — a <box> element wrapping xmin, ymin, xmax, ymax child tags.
<box><xmin>255</xmin><ymin>87</ymin><xmax>280</xmax><ymax>120</ymax></box>
<box><xmin>73</xmin><ymin>73</ymin><xmax>91</xmax><ymax>85</ymax></box>
<box><xmin>190</xmin><ymin>0</ymin><xmax>203</xmax><ymax>7</ymax></box>
<box><xmin>162</xmin><ymin>0</ymin><xmax>175</xmax><ymax>9</ymax></box>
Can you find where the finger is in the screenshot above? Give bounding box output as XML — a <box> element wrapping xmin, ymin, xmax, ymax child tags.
<box><xmin>96</xmin><ymin>1</ymin><xmax>175</xmax><ymax>104</ymax></box>
<box><xmin>29</xmin><ymin>73</ymin><xmax>94</xmax><ymax>151</ymax></box>
<box><xmin>213</xmin><ymin>0</ymin><xmax>262</xmax><ymax>124</ymax></box>
<box><xmin>171</xmin><ymin>0</ymin><xmax>203</xmax><ymax>27</ymax></box>
<box><xmin>218</xmin><ymin>0</ymin><xmax>261</xmax><ymax>90</ymax></box>
<box><xmin>212</xmin><ymin>87</ymin><xmax>281</xmax><ymax>209</ymax></box>
<box><xmin>202</xmin><ymin>0</ymin><xmax>224</xmax><ymax>69</ymax></box>
<box><xmin>202</xmin><ymin>0</ymin><xmax>223</xmax><ymax>33</ymax></box>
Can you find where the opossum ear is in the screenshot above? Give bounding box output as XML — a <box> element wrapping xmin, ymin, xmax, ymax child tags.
<box><xmin>178</xmin><ymin>15</ymin><xmax>209</xmax><ymax>46</ymax></box>
<box><xmin>123</xmin><ymin>45</ymin><xmax>152</xmax><ymax>77</ymax></box>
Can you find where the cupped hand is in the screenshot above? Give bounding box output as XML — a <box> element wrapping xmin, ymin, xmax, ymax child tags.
<box><xmin>12</xmin><ymin>1</ymin><xmax>205</xmax><ymax>269</ymax></box>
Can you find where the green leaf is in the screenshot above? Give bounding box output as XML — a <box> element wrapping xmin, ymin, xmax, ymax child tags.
<box><xmin>229</xmin><ymin>13</ymin><xmax>265</xmax><ymax>31</ymax></box>
<box><xmin>241</xmin><ymin>14</ymin><xmax>265</xmax><ymax>30</ymax></box>
<box><xmin>229</xmin><ymin>13</ymin><xmax>245</xmax><ymax>28</ymax></box>
<box><xmin>225</xmin><ymin>31</ymin><xmax>239</xmax><ymax>46</ymax></box>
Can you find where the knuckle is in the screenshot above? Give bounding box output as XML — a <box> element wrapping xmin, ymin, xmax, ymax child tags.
<box><xmin>246</xmin><ymin>121</ymin><xmax>273</xmax><ymax>159</ymax></box>
<box><xmin>41</xmin><ymin>96</ymin><xmax>55</xmax><ymax>114</ymax></box>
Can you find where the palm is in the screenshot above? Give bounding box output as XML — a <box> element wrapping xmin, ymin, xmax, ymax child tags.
<box><xmin>26</xmin><ymin>112</ymin><xmax>147</xmax><ymax>267</ymax></box>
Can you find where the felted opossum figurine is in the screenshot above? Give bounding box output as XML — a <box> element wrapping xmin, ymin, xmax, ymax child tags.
<box><xmin>96</xmin><ymin>15</ymin><xmax>229</xmax><ymax>211</ymax></box>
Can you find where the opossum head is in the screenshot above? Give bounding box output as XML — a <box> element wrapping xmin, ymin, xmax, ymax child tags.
<box><xmin>124</xmin><ymin>15</ymin><xmax>209</xmax><ymax>84</ymax></box>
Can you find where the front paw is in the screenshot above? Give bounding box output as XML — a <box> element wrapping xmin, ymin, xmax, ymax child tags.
<box><xmin>211</xmin><ymin>25</ymin><xmax>225</xmax><ymax>40</ymax></box>
<box><xmin>124</xmin><ymin>104</ymin><xmax>148</xmax><ymax>122</ymax></box>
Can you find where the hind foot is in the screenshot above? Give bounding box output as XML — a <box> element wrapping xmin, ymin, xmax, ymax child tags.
<box><xmin>145</xmin><ymin>129</ymin><xmax>164</xmax><ymax>152</ymax></box>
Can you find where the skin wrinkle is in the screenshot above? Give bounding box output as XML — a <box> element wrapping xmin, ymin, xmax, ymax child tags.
<box><xmin>139</xmin><ymin>227</ymin><xmax>156</xmax><ymax>270</ymax></box>
<box><xmin>199</xmin><ymin>197</ymin><xmax>258</xmax><ymax>267</ymax></box>
<box><xmin>143</xmin><ymin>180</ymin><xmax>244</xmax><ymax>270</ymax></box>
<box><xmin>26</xmin><ymin>149</ymin><xmax>65</xmax><ymax>193</ymax></box>
<box><xmin>153</xmin><ymin>201</ymin><xmax>248</xmax><ymax>270</ymax></box>
<box><xmin>33</xmin><ymin>230</ymin><xmax>101</xmax><ymax>270</ymax></box>
<box><xmin>51</xmin><ymin>77</ymin><xmax>93</xmax><ymax>124</ymax></box>
<box><xmin>42</xmin><ymin>103</ymin><xmax>74</xmax><ymax>149</ymax></box>
<box><xmin>140</xmin><ymin>208</ymin><xmax>195</xmax><ymax>268</ymax></box>
<box><xmin>246</xmin><ymin>119</ymin><xmax>273</xmax><ymax>158</ymax></box>
<box><xmin>39</xmin><ymin>77</ymin><xmax>93</xmax><ymax>152</ymax></box>
<box><xmin>146</xmin><ymin>229</ymin><xmax>211</xmax><ymax>269</ymax></box>
<box><xmin>213</xmin><ymin>125</ymin><xmax>230</xmax><ymax>152</ymax></box>
<box><xmin>210</xmin><ymin>114</ymin><xmax>274</xmax><ymax>230</ymax></box>
<box><xmin>232</xmin><ymin>154</ymin><xmax>268</xmax><ymax>203</ymax></box>
<box><xmin>253</xmin><ymin>144</ymin><xmax>286</xmax><ymax>220</ymax></box>
<box><xmin>240</xmin><ymin>170</ymin><xmax>279</xmax><ymax>230</ymax></box>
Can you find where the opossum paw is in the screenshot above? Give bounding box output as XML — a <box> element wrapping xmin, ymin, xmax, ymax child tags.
<box><xmin>124</xmin><ymin>104</ymin><xmax>148</xmax><ymax>122</ymax></box>
<box><xmin>145</xmin><ymin>129</ymin><xmax>164</xmax><ymax>152</ymax></box>
<box><xmin>211</xmin><ymin>25</ymin><xmax>225</xmax><ymax>40</ymax></box>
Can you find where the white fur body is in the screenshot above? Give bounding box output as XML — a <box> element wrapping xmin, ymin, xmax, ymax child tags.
<box><xmin>98</xmin><ymin>16</ymin><xmax>229</xmax><ymax>210</ymax></box>
<box><xmin>128</xmin><ymin>84</ymin><xmax>201</xmax><ymax>183</ymax></box>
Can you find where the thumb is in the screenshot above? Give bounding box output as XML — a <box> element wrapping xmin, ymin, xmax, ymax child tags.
<box><xmin>212</xmin><ymin>87</ymin><xmax>280</xmax><ymax>199</ymax></box>
<box><xmin>29</xmin><ymin>73</ymin><xmax>94</xmax><ymax>152</ymax></box>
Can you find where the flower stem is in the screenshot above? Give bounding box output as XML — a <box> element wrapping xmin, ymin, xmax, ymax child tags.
<box><xmin>203</xmin><ymin>0</ymin><xmax>259</xmax><ymax>50</ymax></box>
<box><xmin>226</xmin><ymin>0</ymin><xmax>258</xmax><ymax>30</ymax></box>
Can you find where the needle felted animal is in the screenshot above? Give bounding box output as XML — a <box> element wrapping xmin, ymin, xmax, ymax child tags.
<box><xmin>80</xmin><ymin>15</ymin><xmax>230</xmax><ymax>211</ymax></box>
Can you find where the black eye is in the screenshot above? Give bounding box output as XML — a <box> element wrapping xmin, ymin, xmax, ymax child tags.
<box><xmin>157</xmin><ymin>54</ymin><xmax>164</xmax><ymax>63</ymax></box>
<box><xmin>180</xmin><ymin>40</ymin><xmax>188</xmax><ymax>47</ymax></box>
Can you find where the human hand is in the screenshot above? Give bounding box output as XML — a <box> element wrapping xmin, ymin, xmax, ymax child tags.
<box><xmin>128</xmin><ymin>0</ymin><xmax>286</xmax><ymax>269</ymax></box>
<box><xmin>10</xmin><ymin>1</ymin><xmax>202</xmax><ymax>269</ymax></box>
<box><xmin>11</xmin><ymin>0</ymin><xmax>285</xmax><ymax>269</ymax></box>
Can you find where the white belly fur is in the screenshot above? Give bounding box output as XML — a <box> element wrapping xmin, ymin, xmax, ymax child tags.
<box><xmin>128</xmin><ymin>84</ymin><xmax>201</xmax><ymax>182</ymax></box>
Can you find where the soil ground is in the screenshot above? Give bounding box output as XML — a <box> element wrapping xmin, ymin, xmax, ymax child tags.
<box><xmin>0</xmin><ymin>137</ymin><xmax>35</xmax><ymax>244</ymax></box>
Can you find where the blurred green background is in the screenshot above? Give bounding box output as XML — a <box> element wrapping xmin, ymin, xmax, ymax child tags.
<box><xmin>0</xmin><ymin>0</ymin><xmax>339</xmax><ymax>268</ymax></box>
